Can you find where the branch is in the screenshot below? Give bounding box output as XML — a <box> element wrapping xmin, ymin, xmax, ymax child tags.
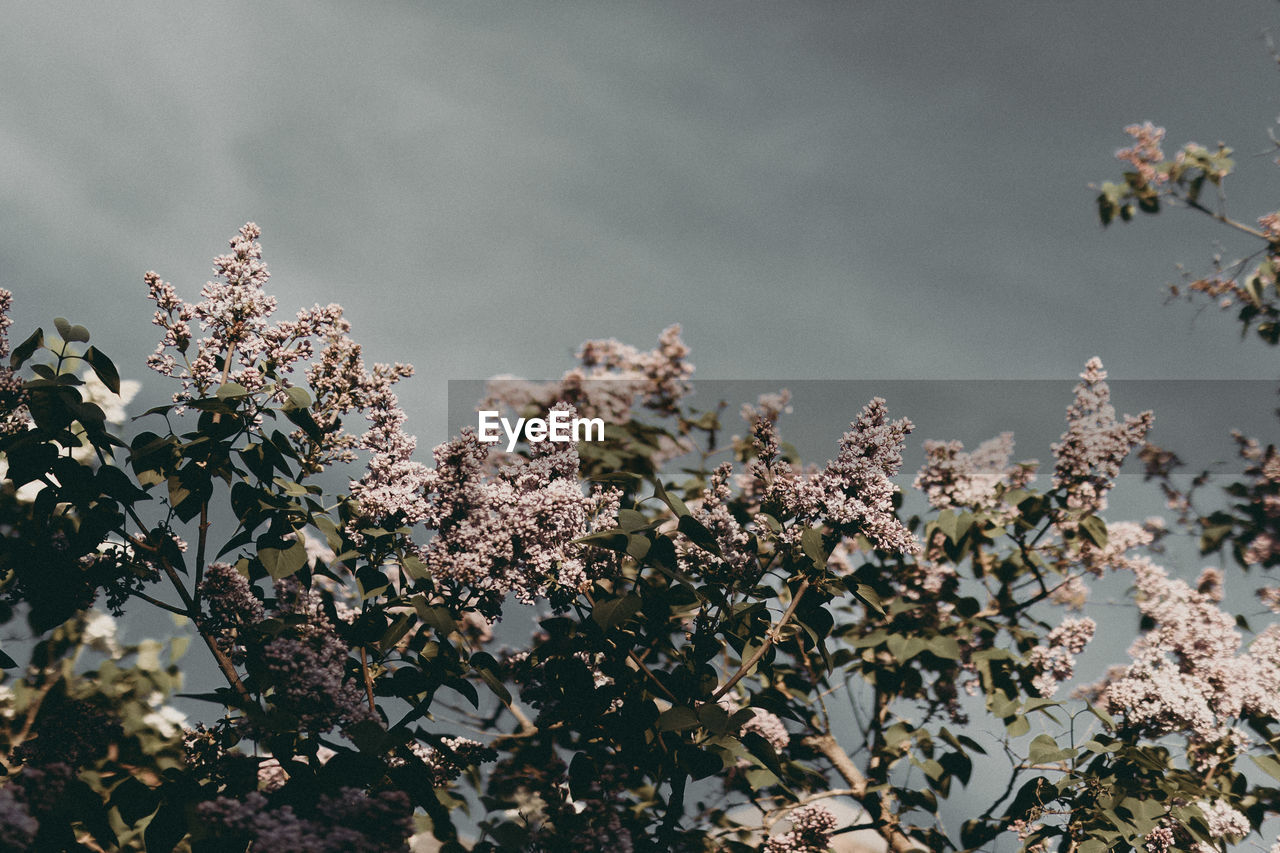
<box><xmin>801</xmin><ymin>733</ymin><xmax>928</xmax><ymax>853</ymax></box>
<box><xmin>1182</xmin><ymin>196</ymin><xmax>1269</xmax><ymax>241</ymax></box>
<box><xmin>713</xmin><ymin>578</ymin><xmax>810</xmax><ymax>700</ymax></box>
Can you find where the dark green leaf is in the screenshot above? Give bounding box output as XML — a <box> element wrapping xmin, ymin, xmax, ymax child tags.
<box><xmin>81</xmin><ymin>346</ymin><xmax>121</xmax><ymax>395</ymax></box>
<box><xmin>656</xmin><ymin>706</ymin><xmax>699</xmax><ymax>731</ymax></box>
<box><xmin>678</xmin><ymin>514</ymin><xmax>721</xmax><ymax>556</ymax></box>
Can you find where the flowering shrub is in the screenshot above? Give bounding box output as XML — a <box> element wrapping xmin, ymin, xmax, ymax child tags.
<box><xmin>6</xmin><ymin>105</ymin><xmax>1280</xmax><ymax>852</ymax></box>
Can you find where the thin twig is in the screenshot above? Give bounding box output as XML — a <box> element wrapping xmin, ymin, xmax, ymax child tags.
<box><xmin>712</xmin><ymin>578</ymin><xmax>810</xmax><ymax>700</ymax></box>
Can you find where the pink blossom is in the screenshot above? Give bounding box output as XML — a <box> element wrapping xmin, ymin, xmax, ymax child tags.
<box><xmin>914</xmin><ymin>431</ymin><xmax>1036</xmax><ymax>511</ymax></box>
<box><xmin>1051</xmin><ymin>358</ymin><xmax>1152</xmax><ymax>514</ymax></box>
<box><xmin>421</xmin><ymin>414</ymin><xmax>621</xmax><ymax>608</ymax></box>
<box><xmin>763</xmin><ymin>804</ymin><xmax>837</xmax><ymax>853</ymax></box>
<box><xmin>1115</xmin><ymin>122</ymin><xmax>1166</xmax><ymax>186</ymax></box>
<box><xmin>1028</xmin><ymin>617</ymin><xmax>1095</xmax><ymax>698</ymax></box>
<box><xmin>483</xmin><ymin>325</ymin><xmax>693</xmax><ymax>426</ymax></box>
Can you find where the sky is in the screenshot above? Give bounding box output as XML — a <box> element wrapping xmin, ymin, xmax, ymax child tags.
<box><xmin>6</xmin><ymin>1</ymin><xmax>1280</xmax><ymax>451</ymax></box>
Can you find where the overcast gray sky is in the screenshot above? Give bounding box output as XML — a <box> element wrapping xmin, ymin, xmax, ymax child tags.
<box><xmin>5</xmin><ymin>0</ymin><xmax>1280</xmax><ymax>448</ymax></box>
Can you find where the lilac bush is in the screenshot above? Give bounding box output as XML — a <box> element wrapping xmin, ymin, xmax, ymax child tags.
<box><xmin>4</xmin><ymin>97</ymin><xmax>1280</xmax><ymax>852</ymax></box>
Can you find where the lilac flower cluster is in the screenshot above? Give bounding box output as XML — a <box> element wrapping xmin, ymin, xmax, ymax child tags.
<box><xmin>144</xmin><ymin>225</ymin><xmax>381</xmax><ymax>449</ymax></box>
<box><xmin>1051</xmin><ymin>359</ymin><xmax>1153</xmax><ymax>515</ymax></box>
<box><xmin>197</xmin><ymin>788</ymin><xmax>413</xmax><ymax>853</ymax></box>
<box><xmin>812</xmin><ymin>399</ymin><xmax>918</xmax><ymax>554</ymax></box>
<box><xmin>1026</xmin><ymin>617</ymin><xmax>1095</xmax><ymax>698</ymax></box>
<box><xmin>1199</xmin><ymin>799</ymin><xmax>1249</xmax><ymax>840</ymax></box>
<box><xmin>741</xmin><ymin>389</ymin><xmax>792</xmax><ymax>426</ymax></box>
<box><xmin>13</xmin><ymin>697</ymin><xmax>121</xmax><ymax>768</ymax></box>
<box><xmin>763</xmin><ymin>804</ymin><xmax>838</xmax><ymax>853</ymax></box>
<box><xmin>0</xmin><ymin>289</ymin><xmax>28</xmax><ymax>436</ymax></box>
<box><xmin>742</xmin><ymin>707</ymin><xmax>789</xmax><ymax>753</ymax></box>
<box><xmin>259</xmin><ymin>580</ymin><xmax>377</xmax><ymax>736</ymax></box>
<box><xmin>0</xmin><ymin>785</ymin><xmax>37</xmax><ymax>850</ymax></box>
<box><xmin>303</xmin><ymin>322</ymin><xmax>430</xmax><ymax>530</ymax></box>
<box><xmin>402</xmin><ymin>736</ymin><xmax>497</xmax><ymax>786</ymax></box>
<box><xmin>717</xmin><ymin>695</ymin><xmax>790</xmax><ymax>754</ymax></box>
<box><xmin>145</xmin><ymin>223</ymin><xmax>281</xmax><ymax>399</ymax></box>
<box><xmin>421</xmin><ymin>420</ymin><xmax>621</xmax><ymax>609</ymax></box>
<box><xmin>303</xmin><ymin>315</ymin><xmax>416</xmax><ymax>480</ymax></box>
<box><xmin>748</xmin><ymin>398</ymin><xmax>918</xmax><ymax>556</ymax></box>
<box><xmin>1094</xmin><ymin>559</ymin><xmax>1280</xmax><ymax>765</ymax></box>
<box><xmin>483</xmin><ymin>325</ymin><xmax>693</xmax><ymax>425</ymax></box>
<box><xmin>680</xmin><ymin>463</ymin><xmax>756</xmax><ymax>583</ymax></box>
<box><xmin>1115</xmin><ymin>121</ymin><xmax>1167</xmax><ymax>186</ymax></box>
<box><xmin>914</xmin><ymin>432</ymin><xmax>1036</xmax><ymax>511</ymax></box>
<box><xmin>197</xmin><ymin>562</ymin><xmax>263</xmax><ymax>662</ymax></box>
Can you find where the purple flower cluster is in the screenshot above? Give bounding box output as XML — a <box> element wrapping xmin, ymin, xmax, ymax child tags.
<box><xmin>1051</xmin><ymin>358</ymin><xmax>1152</xmax><ymax>515</ymax></box>
<box><xmin>144</xmin><ymin>225</ymin><xmax>371</xmax><ymax>434</ymax></box>
<box><xmin>1094</xmin><ymin>558</ymin><xmax>1280</xmax><ymax>764</ymax></box>
<box><xmin>0</xmin><ymin>785</ymin><xmax>37</xmax><ymax>850</ymax></box>
<box><xmin>197</xmin><ymin>787</ymin><xmax>413</xmax><ymax>852</ymax></box>
<box><xmin>259</xmin><ymin>580</ymin><xmax>377</xmax><ymax>736</ymax></box>
<box><xmin>1027</xmin><ymin>617</ymin><xmax>1095</xmax><ymax>698</ymax></box>
<box><xmin>197</xmin><ymin>561</ymin><xmax>263</xmax><ymax>662</ymax></box>
<box><xmin>1115</xmin><ymin>122</ymin><xmax>1167</xmax><ymax>186</ymax></box>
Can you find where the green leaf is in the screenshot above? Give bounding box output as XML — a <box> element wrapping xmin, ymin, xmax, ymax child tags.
<box><xmin>259</xmin><ymin>536</ymin><xmax>308</xmax><ymax>579</ymax></box>
<box><xmin>1252</xmin><ymin>753</ymin><xmax>1280</xmax><ymax>782</ymax></box>
<box><xmin>1027</xmin><ymin>733</ymin><xmax>1075</xmax><ymax>764</ymax></box>
<box><xmin>379</xmin><ymin>612</ymin><xmax>415</xmax><ymax>652</ymax></box>
<box><xmin>886</xmin><ymin>633</ymin><xmax>926</xmax><ymax>662</ymax></box>
<box><xmin>592</xmin><ymin>594</ymin><xmax>642</xmax><ymax>633</ymax></box>
<box><xmin>926</xmin><ymin>635</ymin><xmax>961</xmax><ymax>660</ymax></box>
<box><xmin>696</xmin><ymin>701</ymin><xmax>731</xmax><ymax>734</ymax></box>
<box><xmin>1080</xmin><ymin>515</ymin><xmax>1108</xmax><ymax>548</ymax></box>
<box><xmin>652</xmin><ymin>478</ymin><xmax>690</xmax><ymax>517</ymax></box>
<box><xmin>413</xmin><ymin>601</ymin><xmax>459</xmax><ymax>636</ymax></box>
<box><xmin>854</xmin><ymin>583</ymin><xmax>885</xmax><ymax>615</ymax></box>
<box><xmin>55</xmin><ymin>317</ymin><xmax>91</xmax><ymax>343</ymax></box>
<box><xmin>402</xmin><ymin>553</ymin><xmax>429</xmax><ymax>580</ymax></box>
<box><xmin>574</xmin><ymin>528</ymin><xmax>630</xmax><ymax>552</ymax></box>
<box><xmin>801</xmin><ymin>526</ymin><xmax>829</xmax><ymax>570</ymax></box>
<box><xmin>283</xmin><ymin>386</ymin><xmax>311</xmax><ymax>411</ymax></box>
<box><xmin>472</xmin><ymin>652</ymin><xmax>513</xmax><ymax>706</ymax></box>
<box><xmin>935</xmin><ymin>510</ymin><xmax>959</xmax><ymax>543</ymax></box>
<box><xmin>82</xmin><ymin>346</ymin><xmax>120</xmax><ymax>394</ymax></box>
<box><xmin>1086</xmin><ymin>701</ymin><xmax>1115</xmax><ymax>730</ymax></box>
<box><xmin>216</xmin><ymin>381</ymin><xmax>250</xmax><ymax>400</ymax></box>
<box><xmin>678</xmin><ymin>514</ymin><xmax>722</xmax><ymax>556</ymax></box>
<box><xmin>10</xmin><ymin>327</ymin><xmax>43</xmax><ymax>369</ymax></box>
<box><xmin>616</xmin><ymin>508</ymin><xmax>649</xmax><ymax>531</ymax></box>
